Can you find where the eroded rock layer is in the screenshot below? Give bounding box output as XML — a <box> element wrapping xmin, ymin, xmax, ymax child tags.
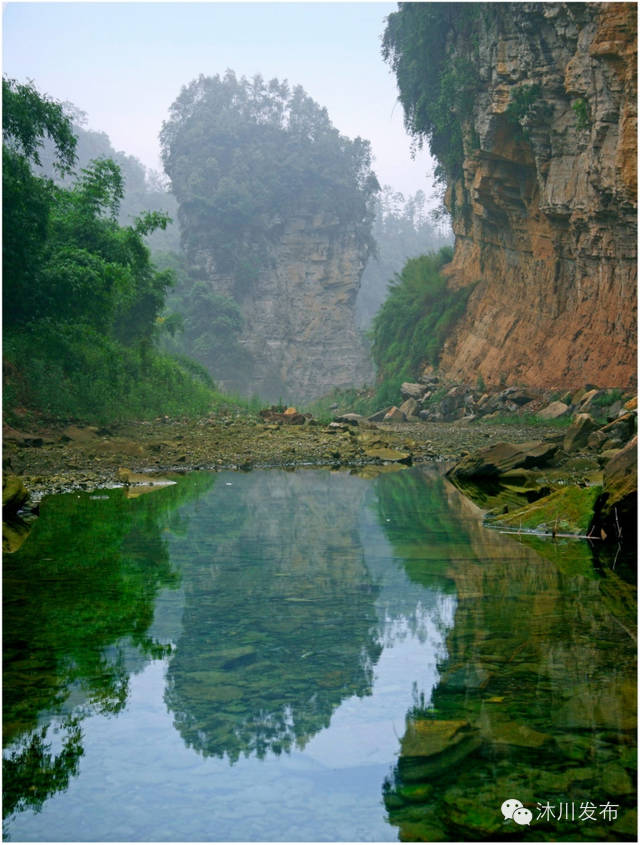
<box><xmin>440</xmin><ymin>2</ymin><xmax>637</xmax><ymax>390</ymax></box>
<box><xmin>208</xmin><ymin>212</ymin><xmax>373</xmax><ymax>402</ymax></box>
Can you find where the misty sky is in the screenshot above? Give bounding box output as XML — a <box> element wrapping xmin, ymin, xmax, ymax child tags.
<box><xmin>3</xmin><ymin>1</ymin><xmax>440</xmax><ymax>203</ymax></box>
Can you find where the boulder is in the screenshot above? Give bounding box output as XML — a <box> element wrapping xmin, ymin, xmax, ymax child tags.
<box><xmin>399</xmin><ymin>397</ymin><xmax>419</xmax><ymax>418</ymax></box>
<box><xmin>117</xmin><ymin>468</ymin><xmax>176</xmax><ymax>489</ymax></box>
<box><xmin>400</xmin><ymin>382</ymin><xmax>425</xmax><ymax>400</ymax></box>
<box><xmin>563</xmin><ymin>413</ymin><xmax>599</xmax><ymax>452</ymax></box>
<box><xmin>419</xmin><ymin>365</ymin><xmax>439</xmax><ymax>384</ymax></box>
<box><xmin>475</xmin><ymin>393</ymin><xmax>501</xmax><ymax>414</ymax></box>
<box><xmin>383</xmin><ymin>406</ymin><xmax>406</xmax><ymax>423</ymax></box>
<box><xmin>363</xmin><ymin>446</ymin><xmax>412</xmax><ymax>464</ymax></box>
<box><xmin>591</xmin><ymin>436</ymin><xmax>637</xmax><ymax>541</ymax></box>
<box><xmin>571</xmin><ymin>387</ymin><xmax>587</xmax><ymax>405</ymax></box>
<box><xmin>606</xmin><ymin>400</ymin><xmax>624</xmax><ymax>421</ymax></box>
<box><xmin>490</xmin><ymin>485</ymin><xmax>602</xmax><ymax>536</ymax></box>
<box><xmin>538</xmin><ymin>400</ymin><xmax>570</xmax><ymax>420</ymax></box>
<box><xmin>447</xmin><ymin>440</ymin><xmax>558</xmax><ymax>480</ymax></box>
<box><xmin>598</xmin><ymin>413</ymin><xmax>636</xmax><ymax>447</ymax></box>
<box><xmin>259</xmin><ymin>408</ymin><xmax>306</xmax><ymax>425</ymax></box>
<box><xmin>587</xmin><ymin>429</ymin><xmax>608</xmax><ymax>450</ymax></box>
<box><xmin>575</xmin><ymin>389</ymin><xmax>604</xmax><ymax>415</ymax></box>
<box><xmin>334</xmin><ymin>413</ymin><xmax>363</xmax><ymax>426</ymax></box>
<box><xmin>3</xmin><ymin>474</ymin><xmax>29</xmax><ymax>515</ymax></box>
<box><xmin>500</xmin><ymin>386</ymin><xmax>536</xmax><ymax>406</ymax></box>
<box><xmin>368</xmin><ymin>406</ymin><xmax>394</xmax><ymax>423</ymax></box>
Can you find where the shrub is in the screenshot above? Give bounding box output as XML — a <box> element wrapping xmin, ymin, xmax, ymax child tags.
<box><xmin>371</xmin><ymin>247</ymin><xmax>470</xmax><ymax>385</ymax></box>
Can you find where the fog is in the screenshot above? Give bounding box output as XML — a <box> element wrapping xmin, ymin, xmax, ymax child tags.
<box><xmin>3</xmin><ymin>1</ymin><xmax>440</xmax><ymax>204</ymax></box>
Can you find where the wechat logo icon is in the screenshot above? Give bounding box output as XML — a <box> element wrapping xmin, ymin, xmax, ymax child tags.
<box><xmin>502</xmin><ymin>799</ymin><xmax>532</xmax><ymax>826</ymax></box>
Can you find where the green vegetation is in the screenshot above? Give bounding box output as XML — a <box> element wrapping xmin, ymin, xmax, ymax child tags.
<box><xmin>572</xmin><ymin>97</ymin><xmax>591</xmax><ymax>130</ymax></box>
<box><xmin>489</xmin><ymin>484</ymin><xmax>603</xmax><ymax>537</ymax></box>
<box><xmin>3</xmin><ymin>473</ymin><xmax>216</xmax><ymax>819</ymax></box>
<box><xmin>371</xmin><ymin>246</ymin><xmax>468</xmax><ymax>385</ymax></box>
<box><xmin>160</xmin><ymin>71</ymin><xmax>379</xmax><ymax>292</ymax></box>
<box><xmin>154</xmin><ymin>251</ymin><xmax>253</xmax><ymax>386</ymax></box>
<box><xmin>3</xmin><ymin>77</ymin><xmax>217</xmax><ymax>424</ymax></box>
<box><xmin>382</xmin><ymin>3</ymin><xmax>483</xmax><ymax>183</ymax></box>
<box><xmin>505</xmin><ymin>83</ymin><xmax>542</xmax><ymax>139</ymax></box>
<box><xmin>308</xmin><ymin>247</ymin><xmax>469</xmax><ymax>418</ymax></box>
<box><xmin>34</xmin><ymin>105</ymin><xmax>179</xmax><ymax>253</ymax></box>
<box><xmin>591</xmin><ymin>388</ymin><xmax>624</xmax><ymax>408</ymax></box>
<box><xmin>356</xmin><ymin>186</ymin><xmax>453</xmax><ymax>329</ymax></box>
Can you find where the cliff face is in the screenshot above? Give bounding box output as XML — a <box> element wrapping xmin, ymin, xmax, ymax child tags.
<box><xmin>205</xmin><ymin>212</ymin><xmax>373</xmax><ymax>402</ymax></box>
<box><xmin>439</xmin><ymin>2</ymin><xmax>637</xmax><ymax>389</ymax></box>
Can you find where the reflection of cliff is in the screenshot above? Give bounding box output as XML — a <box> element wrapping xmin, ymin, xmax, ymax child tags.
<box><xmin>384</xmin><ymin>482</ymin><xmax>637</xmax><ymax>841</ymax></box>
<box><xmin>164</xmin><ymin>471</ymin><xmax>383</xmax><ymax>762</ymax></box>
<box><xmin>2</xmin><ymin>474</ymin><xmax>215</xmax><ymax>822</ymax></box>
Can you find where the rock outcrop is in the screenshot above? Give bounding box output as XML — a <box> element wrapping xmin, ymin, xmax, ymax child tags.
<box><xmin>439</xmin><ymin>2</ymin><xmax>637</xmax><ymax>390</ymax></box>
<box><xmin>204</xmin><ymin>212</ymin><xmax>373</xmax><ymax>402</ymax></box>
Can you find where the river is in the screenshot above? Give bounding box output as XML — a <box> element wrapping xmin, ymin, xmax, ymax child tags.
<box><xmin>3</xmin><ymin>467</ymin><xmax>636</xmax><ymax>841</ymax></box>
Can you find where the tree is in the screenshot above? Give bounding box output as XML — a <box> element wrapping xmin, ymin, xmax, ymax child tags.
<box><xmin>382</xmin><ymin>4</ymin><xmax>482</xmax><ymax>182</ymax></box>
<box><xmin>3</xmin><ymin>77</ymin><xmax>77</xmax><ymax>322</ymax></box>
<box><xmin>3</xmin><ymin>76</ymin><xmax>76</xmax><ymax>172</ymax></box>
<box><xmin>160</xmin><ymin>71</ymin><xmax>379</xmax><ymax>292</ymax></box>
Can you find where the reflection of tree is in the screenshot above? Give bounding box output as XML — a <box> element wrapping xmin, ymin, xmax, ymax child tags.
<box><xmin>381</xmin><ymin>482</ymin><xmax>637</xmax><ymax>841</ymax></box>
<box><xmin>165</xmin><ymin>471</ymin><xmax>383</xmax><ymax>762</ymax></box>
<box><xmin>3</xmin><ymin>719</ymin><xmax>83</xmax><ymax>820</ymax></box>
<box><xmin>2</xmin><ymin>473</ymin><xmax>215</xmax><ymax>821</ymax></box>
<box><xmin>374</xmin><ymin>469</ymin><xmax>465</xmax><ymax>594</ymax></box>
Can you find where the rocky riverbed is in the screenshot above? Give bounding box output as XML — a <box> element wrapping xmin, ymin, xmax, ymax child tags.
<box><xmin>4</xmin><ymin>413</ymin><xmax>576</xmax><ymax>502</ymax></box>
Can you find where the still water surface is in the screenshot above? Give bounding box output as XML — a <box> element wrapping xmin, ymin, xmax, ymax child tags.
<box><xmin>3</xmin><ymin>467</ymin><xmax>636</xmax><ymax>841</ymax></box>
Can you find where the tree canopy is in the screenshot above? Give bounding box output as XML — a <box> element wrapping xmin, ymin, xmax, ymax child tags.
<box><xmin>382</xmin><ymin>3</ymin><xmax>482</xmax><ymax>183</ymax></box>
<box><xmin>3</xmin><ymin>76</ymin><xmax>213</xmax><ymax>422</ymax></box>
<box><xmin>160</xmin><ymin>70</ymin><xmax>379</xmax><ymax>291</ymax></box>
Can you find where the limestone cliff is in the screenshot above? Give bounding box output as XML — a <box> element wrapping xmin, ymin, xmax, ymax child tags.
<box><xmin>204</xmin><ymin>212</ymin><xmax>373</xmax><ymax>402</ymax></box>
<box><xmin>437</xmin><ymin>2</ymin><xmax>637</xmax><ymax>389</ymax></box>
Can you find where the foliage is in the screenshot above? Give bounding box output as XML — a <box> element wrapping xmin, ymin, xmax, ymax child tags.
<box><xmin>2</xmin><ymin>77</ymin><xmax>216</xmax><ymax>423</ymax></box>
<box><xmin>371</xmin><ymin>247</ymin><xmax>470</xmax><ymax>383</ymax></box>
<box><xmin>3</xmin><ymin>474</ymin><xmax>216</xmax><ymax>820</ymax></box>
<box><xmin>160</xmin><ymin>70</ymin><xmax>379</xmax><ymax>293</ymax></box>
<box><xmin>155</xmin><ymin>251</ymin><xmax>252</xmax><ymax>381</ymax></box>
<box><xmin>3</xmin><ymin>720</ymin><xmax>84</xmax><ymax>820</ymax></box>
<box><xmin>3</xmin><ymin>325</ymin><xmax>215</xmax><ymax>424</ymax></box>
<box><xmin>591</xmin><ymin>388</ymin><xmax>624</xmax><ymax>408</ymax></box>
<box><xmin>572</xmin><ymin>97</ymin><xmax>590</xmax><ymax>130</ymax></box>
<box><xmin>505</xmin><ymin>83</ymin><xmax>542</xmax><ymax>139</ymax></box>
<box><xmin>34</xmin><ymin>112</ymin><xmax>180</xmax><ymax>253</ymax></box>
<box><xmin>356</xmin><ymin>185</ymin><xmax>453</xmax><ymax>329</ymax></box>
<box><xmin>382</xmin><ymin>3</ymin><xmax>483</xmax><ymax>182</ymax></box>
<box><xmin>3</xmin><ymin>77</ymin><xmax>76</xmax><ymax>172</ymax></box>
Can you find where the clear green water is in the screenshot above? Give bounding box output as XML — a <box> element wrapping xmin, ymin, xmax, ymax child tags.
<box><xmin>3</xmin><ymin>467</ymin><xmax>636</xmax><ymax>841</ymax></box>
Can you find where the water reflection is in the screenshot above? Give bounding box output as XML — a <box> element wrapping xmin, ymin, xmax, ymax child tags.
<box><xmin>2</xmin><ymin>467</ymin><xmax>635</xmax><ymax>842</ymax></box>
<box><xmin>164</xmin><ymin>471</ymin><xmax>384</xmax><ymax>761</ymax></box>
<box><xmin>383</xmin><ymin>481</ymin><xmax>637</xmax><ymax>841</ymax></box>
<box><xmin>2</xmin><ymin>474</ymin><xmax>215</xmax><ymax>827</ymax></box>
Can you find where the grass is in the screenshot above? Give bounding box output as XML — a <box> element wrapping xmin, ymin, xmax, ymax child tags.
<box><xmin>3</xmin><ymin>324</ymin><xmax>221</xmax><ymax>426</ymax></box>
